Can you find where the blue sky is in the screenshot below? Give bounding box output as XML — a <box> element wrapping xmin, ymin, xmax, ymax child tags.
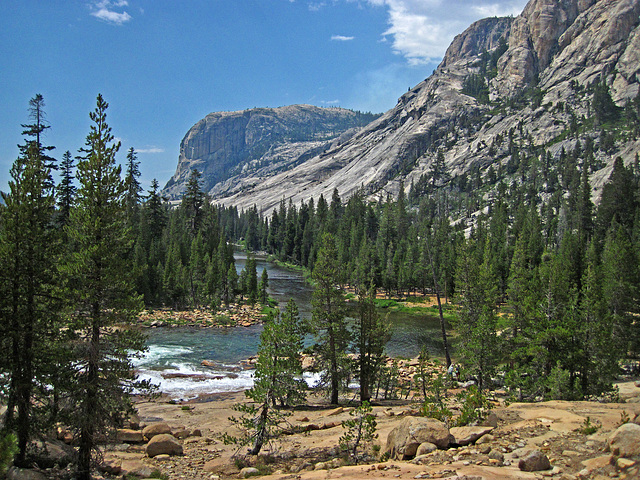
<box><xmin>0</xmin><ymin>0</ymin><xmax>527</xmax><ymax>192</ymax></box>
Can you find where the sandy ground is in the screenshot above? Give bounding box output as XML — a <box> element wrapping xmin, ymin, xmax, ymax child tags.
<box><xmin>98</xmin><ymin>381</ymin><xmax>640</xmax><ymax>480</ymax></box>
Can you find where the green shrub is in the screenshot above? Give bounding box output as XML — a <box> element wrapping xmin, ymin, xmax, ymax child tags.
<box><xmin>0</xmin><ymin>433</ymin><xmax>18</xmax><ymax>476</ymax></box>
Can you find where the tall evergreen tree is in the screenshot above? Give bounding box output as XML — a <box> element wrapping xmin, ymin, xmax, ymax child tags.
<box><xmin>123</xmin><ymin>147</ymin><xmax>142</xmax><ymax>227</ymax></box>
<box><xmin>57</xmin><ymin>150</ymin><xmax>75</xmax><ymax>227</ymax></box>
<box><xmin>62</xmin><ymin>95</ymin><xmax>150</xmax><ymax>480</ymax></box>
<box><xmin>311</xmin><ymin>233</ymin><xmax>349</xmax><ymax>404</ymax></box>
<box><xmin>0</xmin><ymin>95</ymin><xmax>59</xmax><ymax>466</ymax></box>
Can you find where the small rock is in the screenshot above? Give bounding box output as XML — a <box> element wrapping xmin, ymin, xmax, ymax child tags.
<box><xmin>519</xmin><ymin>449</ymin><xmax>551</xmax><ymax>472</ymax></box>
<box><xmin>617</xmin><ymin>457</ymin><xmax>636</xmax><ymax>469</ymax></box>
<box><xmin>327</xmin><ymin>407</ymin><xmax>343</xmax><ymax>416</ymax></box>
<box><xmin>174</xmin><ymin>429</ymin><xmax>190</xmax><ymax>439</ymax></box>
<box><xmin>314</xmin><ymin>462</ymin><xmax>326</xmax><ymax>470</ymax></box>
<box><xmin>154</xmin><ymin>454</ymin><xmax>171</xmax><ymax>461</ymax></box>
<box><xmin>479</xmin><ymin>445</ymin><xmax>491</xmax><ymax>455</ymax></box>
<box><xmin>238</xmin><ymin>467</ymin><xmax>260</xmax><ymax>478</ymax></box>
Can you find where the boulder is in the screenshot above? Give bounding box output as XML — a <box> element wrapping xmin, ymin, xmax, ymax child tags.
<box><xmin>449</xmin><ymin>426</ymin><xmax>494</xmax><ymax>446</ymax></box>
<box><xmin>142</xmin><ymin>422</ymin><xmax>172</xmax><ymax>439</ymax></box>
<box><xmin>117</xmin><ymin>428</ymin><xmax>144</xmax><ymax>443</ymax></box>
<box><xmin>27</xmin><ymin>439</ymin><xmax>76</xmax><ymax>468</ymax></box>
<box><xmin>518</xmin><ymin>449</ymin><xmax>551</xmax><ymax>472</ymax></box>
<box><xmin>416</xmin><ymin>442</ymin><xmax>438</xmax><ymax>455</ymax></box>
<box><xmin>239</xmin><ymin>467</ymin><xmax>260</xmax><ymax>478</ymax></box>
<box><xmin>6</xmin><ymin>468</ymin><xmax>48</xmax><ymax>480</ymax></box>
<box><xmin>146</xmin><ymin>434</ymin><xmax>183</xmax><ymax>457</ymax></box>
<box><xmin>385</xmin><ymin>417</ymin><xmax>453</xmax><ymax>459</ymax></box>
<box><xmin>608</xmin><ymin>423</ymin><xmax>640</xmax><ymax>458</ymax></box>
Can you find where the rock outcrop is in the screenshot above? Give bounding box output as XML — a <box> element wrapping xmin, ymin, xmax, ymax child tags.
<box><xmin>162</xmin><ymin>106</ymin><xmax>378</xmax><ymax>200</ymax></box>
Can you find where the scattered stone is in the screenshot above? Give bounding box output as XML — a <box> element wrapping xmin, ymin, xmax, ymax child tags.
<box><xmin>146</xmin><ymin>434</ymin><xmax>183</xmax><ymax>457</ymax></box>
<box><xmin>143</xmin><ymin>422</ymin><xmax>172</xmax><ymax>440</ymax></box>
<box><xmin>385</xmin><ymin>417</ymin><xmax>453</xmax><ymax>459</ymax></box>
<box><xmin>608</xmin><ymin>423</ymin><xmax>640</xmax><ymax>458</ymax></box>
<box><xmin>154</xmin><ymin>454</ymin><xmax>171</xmax><ymax>461</ymax></box>
<box><xmin>519</xmin><ymin>449</ymin><xmax>552</xmax><ymax>472</ymax></box>
<box><xmin>191</xmin><ymin>428</ymin><xmax>202</xmax><ymax>437</ymax></box>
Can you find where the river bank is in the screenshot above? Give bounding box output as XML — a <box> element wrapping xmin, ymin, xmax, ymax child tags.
<box><xmin>91</xmin><ymin>380</ymin><xmax>640</xmax><ymax>480</ymax></box>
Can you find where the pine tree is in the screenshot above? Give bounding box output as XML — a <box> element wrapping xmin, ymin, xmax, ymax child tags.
<box><xmin>226</xmin><ymin>299</ymin><xmax>306</xmax><ymax>455</ymax></box>
<box><xmin>123</xmin><ymin>147</ymin><xmax>142</xmax><ymax>228</ymax></box>
<box><xmin>182</xmin><ymin>169</ymin><xmax>205</xmax><ymax>234</ymax></box>
<box><xmin>311</xmin><ymin>233</ymin><xmax>349</xmax><ymax>404</ymax></box>
<box><xmin>57</xmin><ymin>150</ymin><xmax>75</xmax><ymax>227</ymax></box>
<box><xmin>0</xmin><ymin>95</ymin><xmax>60</xmax><ymax>466</ymax></box>
<box><xmin>354</xmin><ymin>286</ymin><xmax>390</xmax><ymax>402</ymax></box>
<box><xmin>62</xmin><ymin>95</ymin><xmax>151</xmax><ymax>480</ymax></box>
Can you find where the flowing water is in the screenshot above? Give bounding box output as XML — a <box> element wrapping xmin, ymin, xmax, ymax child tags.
<box><xmin>134</xmin><ymin>253</ymin><xmax>447</xmax><ymax>399</ymax></box>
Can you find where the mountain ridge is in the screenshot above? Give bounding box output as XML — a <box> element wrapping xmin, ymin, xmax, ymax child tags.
<box><xmin>164</xmin><ymin>0</ymin><xmax>640</xmax><ymax>215</ymax></box>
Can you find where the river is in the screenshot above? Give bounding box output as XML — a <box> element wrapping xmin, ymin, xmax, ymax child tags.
<box><xmin>134</xmin><ymin>253</ymin><xmax>448</xmax><ymax>399</ymax></box>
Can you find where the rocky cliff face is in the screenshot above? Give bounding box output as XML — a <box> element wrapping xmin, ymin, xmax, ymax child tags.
<box><xmin>162</xmin><ymin>105</ymin><xmax>377</xmax><ymax>200</ymax></box>
<box><xmin>167</xmin><ymin>0</ymin><xmax>640</xmax><ymax>215</ymax></box>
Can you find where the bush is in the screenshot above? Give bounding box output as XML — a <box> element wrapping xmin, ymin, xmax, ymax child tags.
<box><xmin>455</xmin><ymin>386</ymin><xmax>492</xmax><ymax>426</ymax></box>
<box><xmin>339</xmin><ymin>401</ymin><xmax>378</xmax><ymax>462</ymax></box>
<box><xmin>0</xmin><ymin>433</ymin><xmax>18</xmax><ymax>477</ymax></box>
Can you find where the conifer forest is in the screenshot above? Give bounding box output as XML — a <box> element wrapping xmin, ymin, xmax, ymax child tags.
<box><xmin>1</xmin><ymin>87</ymin><xmax>639</xmax><ymax>474</ymax></box>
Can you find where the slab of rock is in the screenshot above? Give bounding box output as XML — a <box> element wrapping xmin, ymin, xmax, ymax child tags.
<box><xmin>608</xmin><ymin>423</ymin><xmax>640</xmax><ymax>458</ymax></box>
<box><xmin>449</xmin><ymin>426</ymin><xmax>494</xmax><ymax>446</ymax></box>
<box><xmin>518</xmin><ymin>449</ymin><xmax>551</xmax><ymax>471</ymax></box>
<box><xmin>142</xmin><ymin>422</ymin><xmax>172</xmax><ymax>440</ymax></box>
<box><xmin>385</xmin><ymin>417</ymin><xmax>453</xmax><ymax>459</ymax></box>
<box><xmin>327</xmin><ymin>407</ymin><xmax>343</xmax><ymax>416</ymax></box>
<box><xmin>146</xmin><ymin>434</ymin><xmax>183</xmax><ymax>457</ymax></box>
<box><xmin>117</xmin><ymin>428</ymin><xmax>144</xmax><ymax>443</ymax></box>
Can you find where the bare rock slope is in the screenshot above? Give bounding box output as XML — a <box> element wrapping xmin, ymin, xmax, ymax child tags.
<box><xmin>166</xmin><ymin>0</ymin><xmax>640</xmax><ymax>214</ymax></box>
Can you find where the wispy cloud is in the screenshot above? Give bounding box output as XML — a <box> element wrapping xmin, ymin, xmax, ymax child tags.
<box><xmin>331</xmin><ymin>35</ymin><xmax>355</xmax><ymax>41</ymax></box>
<box><xmin>136</xmin><ymin>147</ymin><xmax>165</xmax><ymax>154</ymax></box>
<box><xmin>368</xmin><ymin>0</ymin><xmax>528</xmax><ymax>64</ymax></box>
<box><xmin>89</xmin><ymin>0</ymin><xmax>132</xmax><ymax>25</ymax></box>
<box><xmin>321</xmin><ymin>99</ymin><xmax>341</xmax><ymax>105</ymax></box>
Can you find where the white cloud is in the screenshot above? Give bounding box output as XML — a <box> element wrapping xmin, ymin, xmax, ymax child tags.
<box><xmin>136</xmin><ymin>147</ymin><xmax>165</xmax><ymax>154</ymax></box>
<box><xmin>331</xmin><ymin>35</ymin><xmax>355</xmax><ymax>41</ymax></box>
<box><xmin>368</xmin><ymin>0</ymin><xmax>528</xmax><ymax>64</ymax></box>
<box><xmin>89</xmin><ymin>0</ymin><xmax>132</xmax><ymax>25</ymax></box>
